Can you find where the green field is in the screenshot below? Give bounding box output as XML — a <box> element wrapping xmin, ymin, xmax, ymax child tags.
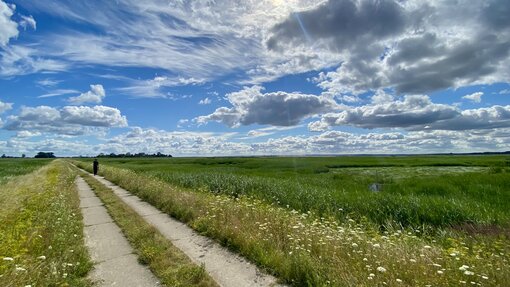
<box><xmin>83</xmin><ymin>155</ymin><xmax>510</xmax><ymax>230</ymax></box>
<box><xmin>74</xmin><ymin>155</ymin><xmax>510</xmax><ymax>286</ymax></box>
<box><xmin>0</xmin><ymin>158</ymin><xmax>53</xmax><ymax>184</ymax></box>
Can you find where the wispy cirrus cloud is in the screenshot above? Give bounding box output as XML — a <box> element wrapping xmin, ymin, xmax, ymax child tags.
<box><xmin>116</xmin><ymin>76</ymin><xmax>205</xmax><ymax>98</ymax></box>
<box><xmin>0</xmin><ymin>45</ymin><xmax>68</xmax><ymax>77</ymax></box>
<box><xmin>36</xmin><ymin>78</ymin><xmax>62</xmax><ymax>87</ymax></box>
<box><xmin>38</xmin><ymin>89</ymin><xmax>79</xmax><ymax>98</ymax></box>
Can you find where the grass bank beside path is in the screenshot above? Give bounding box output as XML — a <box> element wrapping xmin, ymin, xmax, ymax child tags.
<box><xmin>74</xmin><ymin>161</ymin><xmax>509</xmax><ymax>286</ymax></box>
<box><xmin>0</xmin><ymin>160</ymin><xmax>93</xmax><ymax>287</ymax></box>
<box><xmin>79</xmin><ymin>171</ymin><xmax>218</xmax><ymax>287</ymax></box>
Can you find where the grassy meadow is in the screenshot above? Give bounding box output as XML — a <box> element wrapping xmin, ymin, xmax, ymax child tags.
<box><xmin>74</xmin><ymin>155</ymin><xmax>510</xmax><ymax>286</ymax></box>
<box><xmin>0</xmin><ymin>160</ymin><xmax>92</xmax><ymax>286</ymax></box>
<box><xmin>82</xmin><ymin>155</ymin><xmax>510</xmax><ymax>229</ymax></box>
<box><xmin>0</xmin><ymin>158</ymin><xmax>53</xmax><ymax>184</ymax></box>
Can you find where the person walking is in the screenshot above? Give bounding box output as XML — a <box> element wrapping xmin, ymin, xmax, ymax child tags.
<box><xmin>93</xmin><ymin>159</ymin><xmax>99</xmax><ymax>176</ymax></box>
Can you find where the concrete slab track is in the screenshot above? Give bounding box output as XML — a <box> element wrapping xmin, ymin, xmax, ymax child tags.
<box><xmin>76</xmin><ymin>177</ymin><xmax>160</xmax><ymax>287</ymax></box>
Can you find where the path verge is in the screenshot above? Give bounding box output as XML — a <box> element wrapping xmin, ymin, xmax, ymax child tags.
<box><xmin>79</xmin><ymin>169</ymin><xmax>281</xmax><ymax>287</ymax></box>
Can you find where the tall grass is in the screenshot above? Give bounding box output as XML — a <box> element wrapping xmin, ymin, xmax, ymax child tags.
<box><xmin>74</xmin><ymin>161</ymin><xmax>510</xmax><ymax>286</ymax></box>
<box><xmin>0</xmin><ymin>160</ymin><xmax>92</xmax><ymax>286</ymax></box>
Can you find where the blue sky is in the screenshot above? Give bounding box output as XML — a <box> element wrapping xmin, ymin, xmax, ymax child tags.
<box><xmin>1</xmin><ymin>0</ymin><xmax>510</xmax><ymax>157</ymax></box>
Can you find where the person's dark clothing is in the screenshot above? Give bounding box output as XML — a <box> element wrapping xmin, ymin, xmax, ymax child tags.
<box><xmin>93</xmin><ymin>160</ymin><xmax>99</xmax><ymax>176</ymax></box>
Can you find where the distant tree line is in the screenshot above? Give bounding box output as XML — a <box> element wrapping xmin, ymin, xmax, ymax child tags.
<box><xmin>97</xmin><ymin>152</ymin><xmax>172</xmax><ymax>158</ymax></box>
<box><xmin>34</xmin><ymin>152</ymin><xmax>56</xmax><ymax>158</ymax></box>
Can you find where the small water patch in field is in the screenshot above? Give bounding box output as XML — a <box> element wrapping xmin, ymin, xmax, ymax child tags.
<box><xmin>369</xmin><ymin>183</ymin><xmax>383</xmax><ymax>192</ymax></box>
<box><xmin>332</xmin><ymin>166</ymin><xmax>488</xmax><ymax>179</ymax></box>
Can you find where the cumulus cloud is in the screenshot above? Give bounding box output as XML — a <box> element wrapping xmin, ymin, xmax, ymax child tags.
<box><xmin>0</xmin><ymin>0</ymin><xmax>18</xmax><ymax>46</ymax></box>
<box><xmin>4</xmin><ymin>105</ymin><xmax>127</xmax><ymax>135</ymax></box>
<box><xmin>462</xmin><ymin>92</ymin><xmax>483</xmax><ymax>103</ymax></box>
<box><xmin>100</xmin><ymin>127</ymin><xmax>247</xmax><ymax>156</ymax></box>
<box><xmin>269</xmin><ymin>0</ymin><xmax>510</xmax><ymax>95</ymax></box>
<box><xmin>267</xmin><ymin>0</ymin><xmax>405</xmax><ymax>51</ymax></box>
<box><xmin>309</xmin><ymin>95</ymin><xmax>459</xmax><ymax>130</ymax></box>
<box><xmin>3</xmin><ymin>125</ymin><xmax>510</xmax><ymax>157</ymax></box>
<box><xmin>0</xmin><ymin>99</ymin><xmax>12</xmax><ymax>113</ymax></box>
<box><xmin>196</xmin><ymin>86</ymin><xmax>340</xmax><ymax>127</ymax></box>
<box><xmin>0</xmin><ymin>99</ymin><xmax>13</xmax><ymax>127</ymax></box>
<box><xmin>68</xmin><ymin>84</ymin><xmax>105</xmax><ymax>104</ymax></box>
<box><xmin>423</xmin><ymin>105</ymin><xmax>510</xmax><ymax>131</ymax></box>
<box><xmin>309</xmin><ymin>93</ymin><xmax>510</xmax><ymax>132</ymax></box>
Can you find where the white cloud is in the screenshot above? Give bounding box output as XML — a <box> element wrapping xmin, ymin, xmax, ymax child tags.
<box><xmin>36</xmin><ymin>78</ymin><xmax>62</xmax><ymax>87</ymax></box>
<box><xmin>116</xmin><ymin>76</ymin><xmax>204</xmax><ymax>98</ymax></box>
<box><xmin>0</xmin><ymin>99</ymin><xmax>12</xmax><ymax>128</ymax></box>
<box><xmin>60</xmin><ymin>105</ymin><xmax>126</xmax><ymax>127</ymax></box>
<box><xmin>0</xmin><ymin>99</ymin><xmax>13</xmax><ymax>113</ymax></box>
<box><xmin>308</xmin><ymin>120</ymin><xmax>330</xmax><ymax>132</ymax></box>
<box><xmin>39</xmin><ymin>89</ymin><xmax>79</xmax><ymax>98</ymax></box>
<box><xmin>19</xmin><ymin>14</ymin><xmax>36</xmax><ymax>30</ymax></box>
<box><xmin>4</xmin><ymin>105</ymin><xmax>127</xmax><ymax>135</ymax></box>
<box><xmin>3</xmin><ymin>125</ymin><xmax>510</xmax><ymax>157</ymax></box>
<box><xmin>16</xmin><ymin>130</ymin><xmax>41</xmax><ymax>138</ymax></box>
<box><xmin>6</xmin><ymin>0</ymin><xmax>338</xmax><ymax>83</ymax></box>
<box><xmin>309</xmin><ymin>94</ymin><xmax>510</xmax><ymax>131</ymax></box>
<box><xmin>462</xmin><ymin>92</ymin><xmax>483</xmax><ymax>103</ymax></box>
<box><xmin>196</xmin><ymin>86</ymin><xmax>341</xmax><ymax>127</ymax></box>
<box><xmin>0</xmin><ymin>0</ymin><xmax>18</xmax><ymax>46</ymax></box>
<box><xmin>68</xmin><ymin>84</ymin><xmax>105</xmax><ymax>104</ymax></box>
<box><xmin>309</xmin><ymin>95</ymin><xmax>459</xmax><ymax>130</ymax></box>
<box><xmin>243</xmin><ymin>125</ymin><xmax>300</xmax><ymax>138</ymax></box>
<box><xmin>424</xmin><ymin>105</ymin><xmax>510</xmax><ymax>131</ymax></box>
<box><xmin>100</xmin><ymin>127</ymin><xmax>246</xmax><ymax>156</ymax></box>
<box><xmin>198</xmin><ymin>97</ymin><xmax>211</xmax><ymax>105</ymax></box>
<box><xmin>499</xmin><ymin>89</ymin><xmax>510</xmax><ymax>95</ymax></box>
<box><xmin>0</xmin><ymin>45</ymin><xmax>68</xmax><ymax>76</ymax></box>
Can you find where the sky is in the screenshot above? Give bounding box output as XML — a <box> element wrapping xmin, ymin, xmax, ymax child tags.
<box><xmin>0</xmin><ymin>0</ymin><xmax>510</xmax><ymax>157</ymax></box>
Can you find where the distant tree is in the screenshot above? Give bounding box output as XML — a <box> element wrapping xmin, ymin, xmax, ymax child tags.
<box><xmin>21</xmin><ymin>154</ymin><xmax>26</xmax><ymax>158</ymax></box>
<box><xmin>34</xmin><ymin>152</ymin><xmax>56</xmax><ymax>158</ymax></box>
<box><xmin>1</xmin><ymin>154</ymin><xmax>6</xmax><ymax>158</ymax></box>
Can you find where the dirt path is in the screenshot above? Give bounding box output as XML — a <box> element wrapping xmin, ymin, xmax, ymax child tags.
<box><xmin>86</xmin><ymin>172</ymin><xmax>282</xmax><ymax>287</ymax></box>
<box><xmin>76</xmin><ymin>177</ymin><xmax>160</xmax><ymax>286</ymax></box>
